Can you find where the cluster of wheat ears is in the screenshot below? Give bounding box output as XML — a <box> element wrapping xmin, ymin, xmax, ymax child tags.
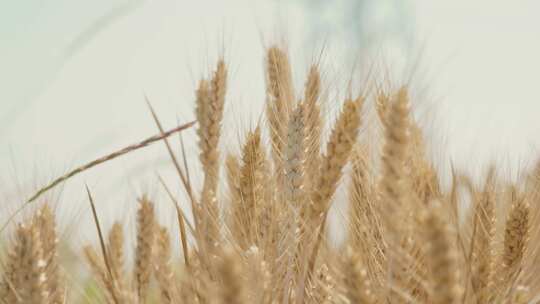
<box><xmin>2</xmin><ymin>46</ymin><xmax>540</xmax><ymax>304</ymax></box>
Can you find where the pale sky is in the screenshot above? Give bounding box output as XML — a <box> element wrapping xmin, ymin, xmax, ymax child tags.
<box><xmin>1</xmin><ymin>1</ymin><xmax>540</xmax><ymax>237</ymax></box>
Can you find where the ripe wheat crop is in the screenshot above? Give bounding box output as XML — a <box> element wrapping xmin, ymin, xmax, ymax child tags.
<box><xmin>2</xmin><ymin>45</ymin><xmax>540</xmax><ymax>304</ymax></box>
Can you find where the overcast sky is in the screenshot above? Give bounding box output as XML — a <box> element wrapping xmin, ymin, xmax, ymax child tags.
<box><xmin>2</xmin><ymin>1</ymin><xmax>540</xmax><ymax>233</ymax></box>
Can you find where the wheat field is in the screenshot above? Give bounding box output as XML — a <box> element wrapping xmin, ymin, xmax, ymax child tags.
<box><xmin>1</xmin><ymin>45</ymin><xmax>540</xmax><ymax>304</ymax></box>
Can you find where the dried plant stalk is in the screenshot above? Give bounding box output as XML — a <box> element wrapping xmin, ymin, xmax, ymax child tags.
<box><xmin>25</xmin><ymin>121</ymin><xmax>195</xmax><ymax>204</ymax></box>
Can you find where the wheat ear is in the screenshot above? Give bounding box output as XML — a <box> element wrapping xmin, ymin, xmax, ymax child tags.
<box><xmin>134</xmin><ymin>197</ymin><xmax>156</xmax><ymax>302</ymax></box>
<box><xmin>0</xmin><ymin>246</ymin><xmax>18</xmax><ymax>303</ymax></box>
<box><xmin>196</xmin><ymin>60</ymin><xmax>227</xmax><ymax>189</ymax></box>
<box><xmin>306</xmin><ymin>96</ymin><xmax>363</xmax><ymax>286</ymax></box>
<box><xmin>502</xmin><ymin>190</ymin><xmax>530</xmax><ymax>283</ymax></box>
<box><xmin>12</xmin><ymin>224</ymin><xmax>49</xmax><ymax>304</ymax></box>
<box><xmin>286</xmin><ymin>102</ymin><xmax>308</xmax><ymax>212</ymax></box>
<box><xmin>284</xmin><ymin>102</ymin><xmax>309</xmax><ymax>290</ymax></box>
<box><xmin>348</xmin><ymin>145</ymin><xmax>376</xmax><ymax>244</ymax></box>
<box><xmin>303</xmin><ymin>65</ymin><xmax>322</xmax><ymax>193</ymax></box>
<box><xmin>375</xmin><ymin>87</ymin><xmax>413</xmax><ymax>302</ymax></box>
<box><xmin>107</xmin><ymin>223</ymin><xmax>126</xmax><ymax>292</ymax></box>
<box><xmin>236</xmin><ymin>127</ymin><xmax>267</xmax><ymax>249</ymax></box>
<box><xmin>225</xmin><ymin>153</ymin><xmax>243</xmax><ymax>245</ymax></box>
<box><xmin>348</xmin><ymin>145</ymin><xmax>385</xmax><ymax>286</ymax></box>
<box><xmin>343</xmin><ymin>247</ymin><xmax>376</xmax><ymax>304</ymax></box>
<box><xmin>470</xmin><ymin>169</ymin><xmax>496</xmax><ymax>304</ymax></box>
<box><xmin>154</xmin><ymin>226</ymin><xmax>177</xmax><ymax>303</ymax></box>
<box><xmin>266</xmin><ymin>46</ymin><xmax>294</xmax><ymax>190</ymax></box>
<box><xmin>196</xmin><ymin>61</ymin><xmax>227</xmax><ymax>248</ymax></box>
<box><xmin>311</xmin><ymin>96</ymin><xmax>363</xmax><ymax>219</ymax></box>
<box><xmin>83</xmin><ymin>246</ymin><xmax>114</xmax><ymax>302</ymax></box>
<box><xmin>424</xmin><ymin>204</ymin><xmax>461</xmax><ymax>304</ymax></box>
<box><xmin>309</xmin><ymin>263</ymin><xmax>336</xmax><ymax>303</ymax></box>
<box><xmin>35</xmin><ymin>205</ymin><xmax>64</xmax><ymax>304</ymax></box>
<box><xmin>216</xmin><ymin>248</ymin><xmax>246</xmax><ymax>304</ymax></box>
<box><xmin>379</xmin><ymin>87</ymin><xmax>410</xmax><ymax>236</ymax></box>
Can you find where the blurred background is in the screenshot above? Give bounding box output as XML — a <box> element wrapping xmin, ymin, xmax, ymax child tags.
<box><xmin>2</xmin><ymin>0</ymin><xmax>540</xmax><ymax>242</ymax></box>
